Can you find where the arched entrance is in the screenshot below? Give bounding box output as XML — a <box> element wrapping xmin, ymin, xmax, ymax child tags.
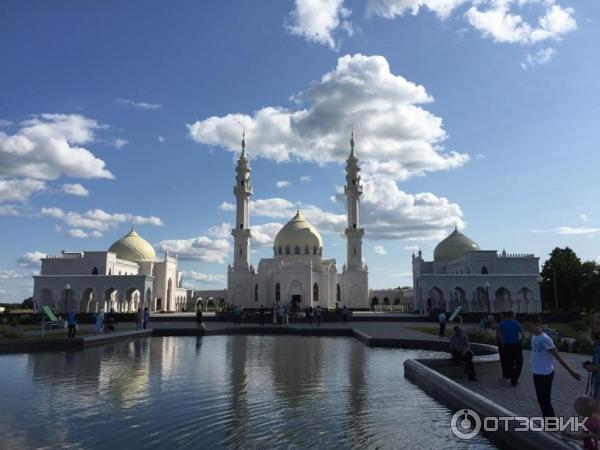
<box><xmin>166</xmin><ymin>278</ymin><xmax>173</xmax><ymax>312</ymax></box>
<box><xmin>495</xmin><ymin>287</ymin><xmax>512</xmax><ymax>313</ymax></box>
<box><xmin>517</xmin><ymin>287</ymin><xmax>535</xmax><ymax>313</ymax></box>
<box><xmin>289</xmin><ymin>280</ymin><xmax>303</xmax><ymax>309</ymax></box>
<box><xmin>39</xmin><ymin>288</ymin><xmax>54</xmax><ymax>311</ymax></box>
<box><xmin>81</xmin><ymin>288</ymin><xmax>96</xmax><ymax>313</ymax></box>
<box><xmin>428</xmin><ymin>287</ymin><xmax>444</xmax><ymax>310</ymax></box>
<box><xmin>105</xmin><ymin>287</ymin><xmax>117</xmax><ymax>312</ymax></box>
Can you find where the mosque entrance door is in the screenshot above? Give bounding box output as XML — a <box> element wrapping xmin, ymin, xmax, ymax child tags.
<box><xmin>157</xmin><ymin>298</ymin><xmax>162</xmax><ymax>311</ymax></box>
<box><xmin>291</xmin><ymin>295</ymin><xmax>302</xmax><ymax>310</ymax></box>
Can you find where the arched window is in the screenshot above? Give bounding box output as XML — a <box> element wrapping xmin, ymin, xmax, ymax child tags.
<box><xmin>352</xmin><ymin>179</ymin><xmax>356</xmax><ymax>185</ymax></box>
<box><xmin>273</xmin><ymin>247</ymin><xmax>276</xmax><ymax>256</ymax></box>
<box><xmin>313</xmin><ymin>246</ymin><xmax>317</xmax><ymax>255</ymax></box>
<box><xmin>278</xmin><ymin>246</ymin><xmax>282</xmax><ymax>255</ymax></box>
<box><xmin>108</xmin><ymin>269</ymin><xmax>112</xmax><ymax>275</ymax></box>
<box><xmin>239</xmin><ymin>247</ymin><xmax>242</xmax><ymax>255</ymax></box>
<box><xmin>304</xmin><ymin>245</ymin><xmax>309</xmax><ymax>254</ymax></box>
<box><xmin>275</xmin><ymin>283</ymin><xmax>280</xmax><ymax>302</ymax></box>
<box><xmin>313</xmin><ymin>283</ymin><xmax>319</xmax><ymax>302</ymax></box>
<box><xmin>241</xmin><ymin>180</ymin><xmax>244</xmax><ymax>186</ymax></box>
<box><xmin>119</xmin><ymin>271</ymin><xmax>122</xmax><ymax>275</ymax></box>
<box><xmin>319</xmin><ymin>247</ymin><xmax>322</xmax><ymax>255</ymax></box>
<box><xmin>481</xmin><ymin>266</ymin><xmax>489</xmax><ymax>274</ymax></box>
<box><xmin>295</xmin><ymin>245</ymin><xmax>300</xmax><ymax>255</ymax></box>
<box><xmin>239</xmin><ymin>223</ymin><xmax>243</xmax><ymax>229</ymax></box>
<box><xmin>92</xmin><ymin>267</ymin><xmax>98</xmax><ymax>275</ymax></box>
<box><xmin>336</xmin><ymin>284</ymin><xmax>341</xmax><ymax>303</ymax></box>
<box><xmin>353</xmin><ymin>224</ymin><xmax>356</xmax><ymax>229</ymax></box>
<box><xmin>285</xmin><ymin>246</ymin><xmax>290</xmax><ymax>255</ymax></box>
<box><xmin>254</xmin><ymin>284</ymin><xmax>258</xmax><ymax>302</ymax></box>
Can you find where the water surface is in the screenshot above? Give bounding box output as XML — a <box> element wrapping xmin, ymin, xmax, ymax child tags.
<box><xmin>0</xmin><ymin>336</ymin><xmax>495</xmax><ymax>449</ymax></box>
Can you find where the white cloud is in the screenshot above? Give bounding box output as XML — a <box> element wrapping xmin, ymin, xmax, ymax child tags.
<box><xmin>0</xmin><ymin>178</ymin><xmax>46</xmax><ymax>203</ymax></box>
<box><xmin>373</xmin><ymin>245</ymin><xmax>387</xmax><ymax>255</ymax></box>
<box><xmin>367</xmin><ymin>0</ymin><xmax>576</xmax><ymax>46</ymax></box>
<box><xmin>581</xmin><ymin>213</ymin><xmax>589</xmax><ymax>223</ymax></box>
<box><xmin>156</xmin><ymin>235</ymin><xmax>230</xmax><ymax>263</ymax></box>
<box><xmin>285</xmin><ymin>0</ymin><xmax>352</xmax><ymax>49</ymax></box>
<box><xmin>276</xmin><ymin>180</ymin><xmax>291</xmax><ymax>188</ymax></box>
<box><xmin>0</xmin><ymin>114</ymin><xmax>113</xmax><ymax>180</ymax></box>
<box><xmin>251</xmin><ymin>222</ymin><xmax>285</xmax><ymax>247</ymax></box>
<box><xmin>158</xmin><ymin>136</ymin><xmax>165</xmax><ymax>143</ymax></box>
<box><xmin>189</xmin><ymin>54</ymin><xmax>468</xmax><ymax>181</ymax></box>
<box><xmin>67</xmin><ymin>228</ymin><xmax>89</xmax><ymax>238</ymax></box>
<box><xmin>112</xmin><ymin>138</ymin><xmax>129</xmax><ymax>149</ymax></box>
<box><xmin>465</xmin><ymin>0</ymin><xmax>576</xmax><ymax>45</ymax></box>
<box><xmin>367</xmin><ymin>0</ymin><xmax>468</xmax><ymax>19</ymax></box>
<box><xmin>300</xmin><ymin>175</ymin><xmax>312</xmax><ymax>183</ymax></box>
<box><xmin>0</xmin><ymin>270</ymin><xmax>30</xmax><ymax>280</ymax></box>
<box><xmin>17</xmin><ymin>251</ymin><xmax>46</xmax><ymax>268</ymax></box>
<box><xmin>115</xmin><ymin>98</ymin><xmax>163</xmax><ymax>110</ymax></box>
<box><xmin>556</xmin><ymin>226</ymin><xmax>600</xmax><ymax>236</ymax></box>
<box><xmin>0</xmin><ymin>119</ymin><xmax>13</xmax><ymax>127</ymax></box>
<box><xmin>61</xmin><ymin>183</ymin><xmax>89</xmax><ymax>197</ymax></box>
<box><xmin>208</xmin><ymin>222</ymin><xmax>232</xmax><ymax>239</ymax></box>
<box><xmin>42</xmin><ymin>207</ymin><xmax>163</xmax><ymax>232</ymax></box>
<box><xmin>522</xmin><ymin>47</ymin><xmax>556</xmax><ymax>68</ymax></box>
<box><xmin>182</xmin><ymin>270</ymin><xmax>226</xmax><ymax>284</ymax></box>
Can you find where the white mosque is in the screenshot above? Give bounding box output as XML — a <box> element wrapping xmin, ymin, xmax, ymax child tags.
<box><xmin>225</xmin><ymin>133</ymin><xmax>369</xmax><ymax>309</ymax></box>
<box><xmin>33</xmin><ymin>229</ymin><xmax>188</xmax><ymax>313</ymax></box>
<box><xmin>412</xmin><ymin>227</ymin><xmax>542</xmax><ymax>315</ymax></box>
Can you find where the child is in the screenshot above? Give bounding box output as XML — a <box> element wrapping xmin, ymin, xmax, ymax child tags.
<box><xmin>563</xmin><ymin>396</ymin><xmax>600</xmax><ymax>450</ymax></box>
<box><xmin>523</xmin><ymin>315</ymin><xmax>582</xmax><ymax>418</ymax></box>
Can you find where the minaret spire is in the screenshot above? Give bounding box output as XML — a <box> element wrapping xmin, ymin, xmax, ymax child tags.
<box><xmin>231</xmin><ymin>133</ymin><xmax>252</xmax><ymax>271</ymax></box>
<box><xmin>344</xmin><ymin>131</ymin><xmax>365</xmax><ymax>271</ymax></box>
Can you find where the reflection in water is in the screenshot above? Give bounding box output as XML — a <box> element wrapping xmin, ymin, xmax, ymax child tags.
<box><xmin>0</xmin><ymin>336</ymin><xmax>497</xmax><ymax>449</ymax></box>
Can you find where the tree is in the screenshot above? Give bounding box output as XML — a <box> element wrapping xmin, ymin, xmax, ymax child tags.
<box><xmin>540</xmin><ymin>247</ymin><xmax>584</xmax><ymax>311</ymax></box>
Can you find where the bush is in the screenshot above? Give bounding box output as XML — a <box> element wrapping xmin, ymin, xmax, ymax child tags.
<box><xmin>556</xmin><ymin>338</ymin><xmax>571</xmax><ymax>352</ymax></box>
<box><xmin>1</xmin><ymin>327</ymin><xmax>24</xmax><ymax>339</ymax></box>
<box><xmin>571</xmin><ymin>338</ymin><xmax>593</xmax><ymax>355</ymax></box>
<box><xmin>466</xmin><ymin>332</ymin><xmax>497</xmax><ymax>346</ymax></box>
<box><xmin>572</xmin><ymin>318</ymin><xmax>590</xmax><ymax>333</ymax></box>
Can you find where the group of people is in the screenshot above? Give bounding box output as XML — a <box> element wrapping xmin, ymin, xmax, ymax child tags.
<box><xmin>304</xmin><ymin>306</ymin><xmax>322</xmax><ymax>326</ymax></box>
<box><xmin>91</xmin><ymin>307</ymin><xmax>150</xmax><ymax>335</ymax></box>
<box><xmin>446</xmin><ymin>311</ymin><xmax>600</xmax><ymax>446</ymax></box>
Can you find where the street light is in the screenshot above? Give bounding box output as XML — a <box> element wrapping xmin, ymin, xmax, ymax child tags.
<box><xmin>64</xmin><ymin>283</ymin><xmax>70</xmax><ymax>315</ymax></box>
<box><xmin>484</xmin><ymin>281</ymin><xmax>491</xmax><ymax>315</ymax></box>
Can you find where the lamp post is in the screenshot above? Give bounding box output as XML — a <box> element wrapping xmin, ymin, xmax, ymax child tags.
<box><xmin>485</xmin><ymin>281</ymin><xmax>491</xmax><ymax>315</ymax></box>
<box><xmin>64</xmin><ymin>283</ymin><xmax>70</xmax><ymax>315</ymax></box>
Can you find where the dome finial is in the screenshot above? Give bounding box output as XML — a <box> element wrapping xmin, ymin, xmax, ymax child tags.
<box><xmin>241</xmin><ymin>130</ymin><xmax>246</xmax><ymax>157</ymax></box>
<box><xmin>350</xmin><ymin>127</ymin><xmax>355</xmax><ymax>156</ymax></box>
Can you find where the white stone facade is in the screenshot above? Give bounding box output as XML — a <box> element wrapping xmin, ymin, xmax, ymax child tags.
<box><xmin>413</xmin><ymin>236</ymin><xmax>542</xmax><ymax>314</ymax></box>
<box><xmin>226</xmin><ymin>134</ymin><xmax>369</xmax><ymax>309</ymax></box>
<box><xmin>33</xmin><ymin>245</ymin><xmax>187</xmax><ymax>314</ymax></box>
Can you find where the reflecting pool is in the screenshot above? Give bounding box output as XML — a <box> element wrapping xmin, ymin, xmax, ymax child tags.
<box><xmin>0</xmin><ymin>336</ymin><xmax>495</xmax><ymax>449</ymax></box>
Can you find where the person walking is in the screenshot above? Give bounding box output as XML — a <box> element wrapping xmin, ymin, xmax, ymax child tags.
<box><xmin>316</xmin><ymin>306</ymin><xmax>322</xmax><ymax>327</ymax></box>
<box><xmin>259</xmin><ymin>304</ymin><xmax>265</xmax><ymax>326</ymax></box>
<box><xmin>277</xmin><ymin>304</ymin><xmax>284</xmax><ymax>325</ymax></box>
<box><xmin>438</xmin><ymin>310</ymin><xmax>447</xmax><ymax>338</ymax></box>
<box><xmin>449</xmin><ymin>326</ymin><xmax>478</xmax><ymax>381</ymax></box>
<box><xmin>284</xmin><ymin>305</ymin><xmax>289</xmax><ymax>326</ymax></box>
<box><xmin>499</xmin><ymin>311</ymin><xmax>523</xmax><ymax>386</ymax></box>
<box><xmin>272</xmin><ymin>305</ymin><xmax>277</xmax><ymax>325</ymax></box>
<box><xmin>584</xmin><ymin>313</ymin><xmax>600</xmax><ymax>400</ymax></box>
<box><xmin>494</xmin><ymin>314</ymin><xmax>510</xmax><ymax>382</ymax></box>
<box><xmin>94</xmin><ymin>307</ymin><xmax>105</xmax><ymax>335</ymax></box>
<box><xmin>136</xmin><ymin>308</ymin><xmax>143</xmax><ymax>330</ymax></box>
<box><xmin>342</xmin><ymin>305</ymin><xmax>349</xmax><ymax>323</ymax></box>
<box><xmin>305</xmin><ymin>306</ymin><xmax>310</xmax><ymax>323</ymax></box>
<box><xmin>523</xmin><ymin>315</ymin><xmax>581</xmax><ymax>418</ymax></box>
<box><xmin>143</xmin><ymin>307</ymin><xmax>150</xmax><ymax>329</ymax></box>
<box><xmin>67</xmin><ymin>308</ymin><xmax>77</xmax><ymax>338</ymax></box>
<box><xmin>196</xmin><ymin>307</ymin><xmax>203</xmax><ymax>328</ymax></box>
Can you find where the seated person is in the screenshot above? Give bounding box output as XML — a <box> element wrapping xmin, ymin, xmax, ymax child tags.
<box><xmin>449</xmin><ymin>326</ymin><xmax>478</xmax><ymax>381</ymax></box>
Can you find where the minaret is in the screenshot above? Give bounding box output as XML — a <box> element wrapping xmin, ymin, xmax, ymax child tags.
<box><xmin>231</xmin><ymin>133</ymin><xmax>252</xmax><ymax>271</ymax></box>
<box><xmin>345</xmin><ymin>131</ymin><xmax>365</xmax><ymax>270</ymax></box>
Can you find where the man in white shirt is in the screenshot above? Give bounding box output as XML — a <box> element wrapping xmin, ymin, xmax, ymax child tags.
<box><xmin>523</xmin><ymin>315</ymin><xmax>581</xmax><ymax>418</ymax></box>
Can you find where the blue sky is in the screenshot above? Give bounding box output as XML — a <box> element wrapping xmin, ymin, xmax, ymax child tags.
<box><xmin>1</xmin><ymin>0</ymin><xmax>599</xmax><ymax>301</ymax></box>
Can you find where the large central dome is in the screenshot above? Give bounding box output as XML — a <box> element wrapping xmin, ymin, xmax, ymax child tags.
<box><xmin>274</xmin><ymin>210</ymin><xmax>323</xmax><ymax>256</ymax></box>
<box><xmin>109</xmin><ymin>228</ymin><xmax>156</xmax><ymax>262</ymax></box>
<box><xmin>433</xmin><ymin>227</ymin><xmax>480</xmax><ymax>262</ymax></box>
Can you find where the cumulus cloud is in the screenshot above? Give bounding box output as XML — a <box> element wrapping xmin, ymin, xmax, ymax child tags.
<box><xmin>580</xmin><ymin>213</ymin><xmax>589</xmax><ymax>223</ymax></box>
<box><xmin>189</xmin><ymin>54</ymin><xmax>468</xmax><ymax>181</ymax></box>
<box><xmin>61</xmin><ymin>183</ymin><xmax>89</xmax><ymax>197</ymax></box>
<box><xmin>0</xmin><ymin>114</ymin><xmax>113</xmax><ymax>181</ymax></box>
<box><xmin>17</xmin><ymin>251</ymin><xmax>46</xmax><ymax>268</ymax></box>
<box><xmin>182</xmin><ymin>270</ymin><xmax>226</xmax><ymax>284</ymax></box>
<box><xmin>251</xmin><ymin>222</ymin><xmax>285</xmax><ymax>247</ymax></box>
<box><xmin>156</xmin><ymin>235</ymin><xmax>230</xmax><ymax>263</ymax></box>
<box><xmin>41</xmin><ymin>207</ymin><xmax>163</xmax><ymax>232</ymax></box>
<box><xmin>0</xmin><ymin>119</ymin><xmax>13</xmax><ymax>127</ymax></box>
<box><xmin>276</xmin><ymin>180</ymin><xmax>291</xmax><ymax>188</ymax></box>
<box><xmin>373</xmin><ymin>245</ymin><xmax>387</xmax><ymax>255</ymax></box>
<box><xmin>300</xmin><ymin>175</ymin><xmax>312</xmax><ymax>183</ymax></box>
<box><xmin>367</xmin><ymin>0</ymin><xmax>468</xmax><ymax>19</ymax></box>
<box><xmin>0</xmin><ymin>270</ymin><xmax>30</xmax><ymax>280</ymax></box>
<box><xmin>285</xmin><ymin>0</ymin><xmax>352</xmax><ymax>49</ymax></box>
<box><xmin>115</xmin><ymin>98</ymin><xmax>163</xmax><ymax>110</ymax></box>
<box><xmin>66</xmin><ymin>228</ymin><xmax>102</xmax><ymax>239</ymax></box>
<box><xmin>0</xmin><ymin>178</ymin><xmax>46</xmax><ymax>204</ymax></box>
<box><xmin>465</xmin><ymin>0</ymin><xmax>576</xmax><ymax>44</ymax></box>
<box><xmin>367</xmin><ymin>0</ymin><xmax>576</xmax><ymax>46</ymax></box>
<box><xmin>112</xmin><ymin>138</ymin><xmax>129</xmax><ymax>149</ymax></box>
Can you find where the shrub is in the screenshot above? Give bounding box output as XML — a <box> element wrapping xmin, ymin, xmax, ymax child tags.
<box><xmin>1</xmin><ymin>328</ymin><xmax>24</xmax><ymax>339</ymax></box>
<box><xmin>572</xmin><ymin>318</ymin><xmax>590</xmax><ymax>333</ymax></box>
<box><xmin>571</xmin><ymin>338</ymin><xmax>593</xmax><ymax>355</ymax></box>
<box><xmin>466</xmin><ymin>332</ymin><xmax>497</xmax><ymax>346</ymax></box>
<box><xmin>556</xmin><ymin>338</ymin><xmax>571</xmax><ymax>352</ymax></box>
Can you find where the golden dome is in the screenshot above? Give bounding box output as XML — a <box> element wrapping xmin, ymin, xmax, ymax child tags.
<box><xmin>274</xmin><ymin>211</ymin><xmax>323</xmax><ymax>256</ymax></box>
<box><xmin>434</xmin><ymin>227</ymin><xmax>480</xmax><ymax>262</ymax></box>
<box><xmin>108</xmin><ymin>228</ymin><xmax>156</xmax><ymax>262</ymax></box>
